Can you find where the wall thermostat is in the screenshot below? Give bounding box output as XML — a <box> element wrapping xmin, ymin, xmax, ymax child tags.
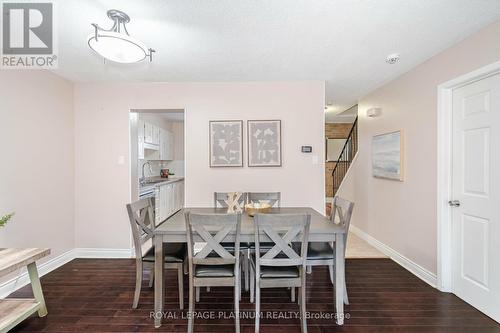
<box><xmin>301</xmin><ymin>146</ymin><xmax>312</xmax><ymax>153</ymax></box>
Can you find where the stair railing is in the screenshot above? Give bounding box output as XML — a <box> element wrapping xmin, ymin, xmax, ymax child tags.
<box><xmin>331</xmin><ymin>116</ymin><xmax>358</xmax><ymax>196</ymax></box>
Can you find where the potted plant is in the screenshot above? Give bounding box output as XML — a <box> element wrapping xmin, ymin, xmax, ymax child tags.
<box><xmin>0</xmin><ymin>212</ymin><xmax>14</xmax><ymax>228</ymax></box>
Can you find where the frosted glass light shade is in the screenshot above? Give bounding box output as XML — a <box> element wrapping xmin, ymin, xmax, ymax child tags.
<box><xmin>88</xmin><ymin>31</ymin><xmax>149</xmax><ymax>64</ymax></box>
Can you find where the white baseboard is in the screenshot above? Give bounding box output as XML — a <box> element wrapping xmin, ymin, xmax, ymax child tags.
<box><xmin>0</xmin><ymin>248</ymin><xmax>133</xmax><ymax>298</ymax></box>
<box><xmin>350</xmin><ymin>224</ymin><xmax>437</xmax><ymax>288</ymax></box>
<box><xmin>74</xmin><ymin>248</ymin><xmax>133</xmax><ymax>259</ymax></box>
<box><xmin>0</xmin><ymin>249</ymin><xmax>76</xmax><ymax>298</ymax></box>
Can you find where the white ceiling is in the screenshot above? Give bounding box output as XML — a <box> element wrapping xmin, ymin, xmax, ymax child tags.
<box><xmin>326</xmin><ymin>105</ymin><xmax>357</xmax><ymax>123</ymax></box>
<box><xmin>54</xmin><ymin>0</ymin><xmax>500</xmax><ymax>113</ymax></box>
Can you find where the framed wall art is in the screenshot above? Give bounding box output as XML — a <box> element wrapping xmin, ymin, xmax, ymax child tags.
<box><xmin>247</xmin><ymin>120</ymin><xmax>282</xmax><ymax>167</ymax></box>
<box><xmin>209</xmin><ymin>120</ymin><xmax>243</xmax><ymax>167</ymax></box>
<box><xmin>372</xmin><ymin>130</ymin><xmax>404</xmax><ymax>181</ymax></box>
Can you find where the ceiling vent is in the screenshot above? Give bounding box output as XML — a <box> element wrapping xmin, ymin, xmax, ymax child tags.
<box><xmin>385</xmin><ymin>53</ymin><xmax>400</xmax><ymax>65</ymax></box>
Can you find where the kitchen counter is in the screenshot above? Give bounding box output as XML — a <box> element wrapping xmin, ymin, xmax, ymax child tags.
<box><xmin>139</xmin><ymin>177</ymin><xmax>184</xmax><ymax>198</ymax></box>
<box><xmin>142</xmin><ymin>177</ymin><xmax>184</xmax><ymax>187</ymax></box>
<box><xmin>142</xmin><ymin>177</ymin><xmax>184</xmax><ymax>223</ymax></box>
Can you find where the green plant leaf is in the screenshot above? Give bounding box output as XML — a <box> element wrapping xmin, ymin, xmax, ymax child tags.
<box><xmin>0</xmin><ymin>212</ymin><xmax>14</xmax><ymax>227</ymax></box>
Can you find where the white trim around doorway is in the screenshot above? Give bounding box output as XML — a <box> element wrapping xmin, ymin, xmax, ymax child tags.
<box><xmin>437</xmin><ymin>60</ymin><xmax>500</xmax><ymax>292</ymax></box>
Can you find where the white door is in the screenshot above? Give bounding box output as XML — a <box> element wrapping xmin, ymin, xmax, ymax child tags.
<box><xmin>451</xmin><ymin>73</ymin><xmax>500</xmax><ymax>322</ymax></box>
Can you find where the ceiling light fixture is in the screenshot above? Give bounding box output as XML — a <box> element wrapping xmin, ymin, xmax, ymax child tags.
<box><xmin>88</xmin><ymin>9</ymin><xmax>155</xmax><ymax>64</ymax></box>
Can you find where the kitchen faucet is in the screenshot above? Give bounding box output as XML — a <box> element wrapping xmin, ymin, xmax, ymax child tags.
<box><xmin>141</xmin><ymin>161</ymin><xmax>153</xmax><ymax>185</ymax></box>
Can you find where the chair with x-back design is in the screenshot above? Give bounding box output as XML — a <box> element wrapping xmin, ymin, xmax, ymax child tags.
<box><xmin>301</xmin><ymin>196</ymin><xmax>354</xmax><ymax>305</ymax></box>
<box><xmin>185</xmin><ymin>212</ymin><xmax>242</xmax><ymax>333</ymax></box>
<box><xmin>214</xmin><ymin>192</ymin><xmax>247</xmax><ymax>210</ymax></box>
<box><xmin>126</xmin><ymin>198</ymin><xmax>186</xmax><ymax>310</ymax></box>
<box><xmin>248</xmin><ymin>192</ymin><xmax>281</xmax><ymax>249</ymax></box>
<box><xmin>246</xmin><ymin>192</ymin><xmax>281</xmax><ymax>292</ymax></box>
<box><xmin>247</xmin><ymin>192</ymin><xmax>281</xmax><ymax>207</ymax></box>
<box><xmin>213</xmin><ymin>192</ymin><xmax>250</xmax><ymax>292</ymax></box>
<box><xmin>250</xmin><ymin>213</ymin><xmax>310</xmax><ymax>333</ymax></box>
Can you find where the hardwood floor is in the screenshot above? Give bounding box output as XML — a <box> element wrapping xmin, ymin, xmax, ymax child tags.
<box><xmin>8</xmin><ymin>258</ymin><xmax>499</xmax><ymax>333</ymax></box>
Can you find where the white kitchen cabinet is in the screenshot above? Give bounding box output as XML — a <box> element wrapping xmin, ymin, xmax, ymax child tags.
<box><xmin>154</xmin><ymin>180</ymin><xmax>184</xmax><ymax>224</ymax></box>
<box><xmin>159</xmin><ymin>129</ymin><xmax>166</xmax><ymax>160</ymax></box>
<box><xmin>144</xmin><ymin>122</ymin><xmax>160</xmax><ymax>145</ymax></box>
<box><xmin>168</xmin><ymin>184</ymin><xmax>175</xmax><ymax>216</ymax></box>
<box><xmin>173</xmin><ymin>181</ymin><xmax>184</xmax><ymax>211</ymax></box>
<box><xmin>155</xmin><ymin>184</ymin><xmax>171</xmax><ymax>225</ymax></box>
<box><xmin>152</xmin><ymin>125</ymin><xmax>160</xmax><ymax>145</ymax></box>
<box><xmin>144</xmin><ymin>122</ymin><xmax>153</xmax><ymax>144</ymax></box>
<box><xmin>140</xmin><ymin>121</ymin><xmax>173</xmax><ymax>161</ymax></box>
<box><xmin>138</xmin><ymin>119</ymin><xmax>145</xmax><ymax>160</ymax></box>
<box><xmin>168</xmin><ymin>131</ymin><xmax>174</xmax><ymax>159</ymax></box>
<box><xmin>159</xmin><ymin>129</ymin><xmax>174</xmax><ymax>161</ymax></box>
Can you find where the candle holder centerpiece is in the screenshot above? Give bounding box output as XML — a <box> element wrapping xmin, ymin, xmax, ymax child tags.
<box><xmin>245</xmin><ymin>202</ymin><xmax>271</xmax><ymax>217</ymax></box>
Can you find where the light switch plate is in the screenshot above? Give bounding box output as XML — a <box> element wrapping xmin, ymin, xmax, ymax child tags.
<box><xmin>301</xmin><ymin>146</ymin><xmax>313</xmax><ymax>153</ymax></box>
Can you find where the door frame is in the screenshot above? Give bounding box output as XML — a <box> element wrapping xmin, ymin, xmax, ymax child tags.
<box><xmin>437</xmin><ymin>60</ymin><xmax>500</xmax><ymax>292</ymax></box>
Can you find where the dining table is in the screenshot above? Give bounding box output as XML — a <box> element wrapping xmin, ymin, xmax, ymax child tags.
<box><xmin>152</xmin><ymin>207</ymin><xmax>347</xmax><ymax>328</ymax></box>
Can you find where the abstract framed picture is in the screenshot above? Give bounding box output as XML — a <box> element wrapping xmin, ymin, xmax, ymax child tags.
<box><xmin>209</xmin><ymin>120</ymin><xmax>243</xmax><ymax>167</ymax></box>
<box><xmin>372</xmin><ymin>130</ymin><xmax>404</xmax><ymax>181</ymax></box>
<box><xmin>247</xmin><ymin>120</ymin><xmax>282</xmax><ymax>167</ymax></box>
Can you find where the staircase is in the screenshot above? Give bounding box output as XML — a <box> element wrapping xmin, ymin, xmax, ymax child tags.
<box><xmin>332</xmin><ymin>116</ymin><xmax>358</xmax><ymax>196</ymax></box>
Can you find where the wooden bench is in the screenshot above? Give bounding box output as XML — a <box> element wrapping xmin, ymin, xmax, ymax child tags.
<box><xmin>0</xmin><ymin>248</ymin><xmax>50</xmax><ymax>333</ymax></box>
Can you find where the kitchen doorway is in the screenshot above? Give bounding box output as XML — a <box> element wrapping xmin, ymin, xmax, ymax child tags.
<box><xmin>129</xmin><ymin>109</ymin><xmax>186</xmax><ymax>223</ymax></box>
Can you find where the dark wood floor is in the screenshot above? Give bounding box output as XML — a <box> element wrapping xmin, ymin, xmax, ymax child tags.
<box><xmin>8</xmin><ymin>258</ymin><xmax>499</xmax><ymax>333</ymax></box>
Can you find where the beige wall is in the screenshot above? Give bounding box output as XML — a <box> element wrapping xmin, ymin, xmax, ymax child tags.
<box><xmin>345</xmin><ymin>20</ymin><xmax>500</xmax><ymax>275</ymax></box>
<box><xmin>74</xmin><ymin>81</ymin><xmax>325</xmax><ymax>249</ymax></box>
<box><xmin>0</xmin><ymin>77</ymin><xmax>324</xmax><ymax>261</ymax></box>
<box><xmin>0</xmin><ymin>71</ymin><xmax>74</xmax><ymax>267</ymax></box>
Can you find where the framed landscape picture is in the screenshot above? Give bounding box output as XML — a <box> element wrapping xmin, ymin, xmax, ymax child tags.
<box><xmin>372</xmin><ymin>130</ymin><xmax>404</xmax><ymax>181</ymax></box>
<box><xmin>209</xmin><ymin>120</ymin><xmax>243</xmax><ymax>167</ymax></box>
<box><xmin>247</xmin><ymin>120</ymin><xmax>282</xmax><ymax>167</ymax></box>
